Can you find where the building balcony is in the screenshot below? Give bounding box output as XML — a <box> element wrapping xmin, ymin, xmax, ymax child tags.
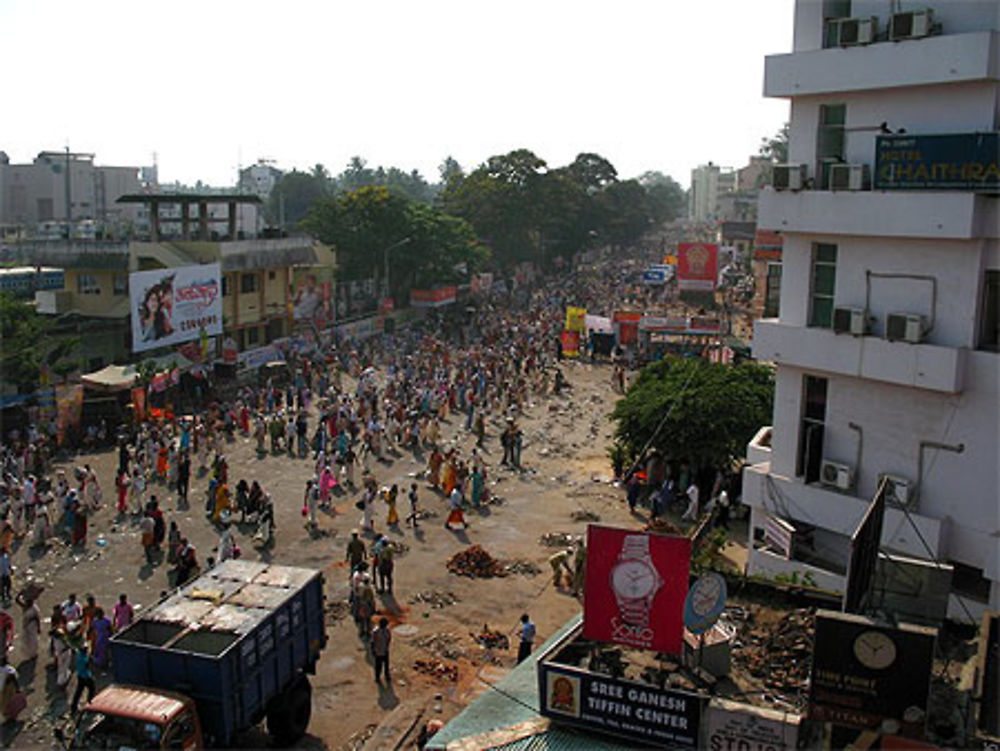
<box><xmin>765</xmin><ymin>30</ymin><xmax>998</xmax><ymax>97</ymax></box>
<box><xmin>758</xmin><ymin>188</ymin><xmax>998</xmax><ymax>240</ymax></box>
<box><xmin>742</xmin><ymin>462</ymin><xmax>946</xmax><ymax>561</ymax></box>
<box><xmin>753</xmin><ymin>319</ymin><xmax>966</xmax><ymax>393</ymax></box>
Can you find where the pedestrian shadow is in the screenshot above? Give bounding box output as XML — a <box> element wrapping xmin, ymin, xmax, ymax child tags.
<box><xmin>446</xmin><ymin>529</ymin><xmax>471</xmax><ymax>544</ymax></box>
<box><xmin>412</xmin><ymin>527</ymin><xmax>426</xmax><ymax>543</ymax></box>
<box><xmin>377</xmin><ymin>681</ymin><xmax>399</xmax><ymax>710</ymax></box>
<box><xmin>472</xmin><ymin>506</ymin><xmax>492</xmax><ymax>517</ymax></box>
<box><xmin>138</xmin><ymin>563</ymin><xmax>155</xmax><ymax>581</ymax></box>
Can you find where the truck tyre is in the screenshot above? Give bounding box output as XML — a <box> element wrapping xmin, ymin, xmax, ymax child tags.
<box><xmin>267</xmin><ymin>677</ymin><xmax>312</xmax><ymax>746</ymax></box>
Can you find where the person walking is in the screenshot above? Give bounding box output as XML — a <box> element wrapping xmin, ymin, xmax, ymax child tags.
<box><xmin>16</xmin><ymin>591</ymin><xmax>40</xmax><ymax>662</ymax></box>
<box><xmin>0</xmin><ymin>550</ymin><xmax>11</xmax><ymax>604</ymax></box>
<box><xmin>515</xmin><ymin>613</ymin><xmax>535</xmax><ymax>664</ymax></box>
<box><xmin>176</xmin><ymin>452</ymin><xmax>190</xmax><ymax>507</ymax></box>
<box><xmin>112</xmin><ymin>594</ymin><xmax>134</xmax><ymax>632</ymax></box>
<box><xmin>345</xmin><ymin>530</ymin><xmax>366</xmax><ymax>575</ymax></box>
<box><xmin>406</xmin><ymin>483</ymin><xmax>420</xmax><ymax>529</ymax></box>
<box><xmin>681</xmin><ymin>481</ymin><xmax>700</xmax><ymax>522</ymax></box>
<box><xmin>70</xmin><ymin>641</ymin><xmax>96</xmax><ymax>713</ymax></box>
<box><xmin>444</xmin><ymin>486</ymin><xmax>468</xmax><ymax>530</ymax></box>
<box><xmin>371</xmin><ymin>617</ymin><xmax>391</xmax><ymax>684</ymax></box>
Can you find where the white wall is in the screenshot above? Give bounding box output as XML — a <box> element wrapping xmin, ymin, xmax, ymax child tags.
<box><xmin>787</xmin><ymin>81</ymin><xmax>999</xmax><ymax>169</ymax></box>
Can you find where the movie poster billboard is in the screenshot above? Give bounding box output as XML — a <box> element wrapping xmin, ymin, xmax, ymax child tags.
<box><xmin>130</xmin><ymin>264</ymin><xmax>222</xmax><ymax>353</ymax></box>
<box><xmin>583</xmin><ymin>526</ymin><xmax>691</xmax><ymax>655</ymax></box>
<box><xmin>290</xmin><ymin>267</ymin><xmax>333</xmax><ymax>329</ymax></box>
<box><xmin>676</xmin><ymin>243</ymin><xmax>719</xmax><ymax>292</ymax></box>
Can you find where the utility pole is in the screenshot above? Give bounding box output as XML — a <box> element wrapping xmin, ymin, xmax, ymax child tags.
<box><xmin>64</xmin><ymin>146</ymin><xmax>71</xmax><ymax>238</ymax></box>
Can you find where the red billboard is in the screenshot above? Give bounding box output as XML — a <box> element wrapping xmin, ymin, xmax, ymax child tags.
<box><xmin>560</xmin><ymin>330</ymin><xmax>580</xmax><ymax>357</ymax></box>
<box><xmin>583</xmin><ymin>526</ymin><xmax>691</xmax><ymax>655</ymax></box>
<box><xmin>613</xmin><ymin>311</ymin><xmax>641</xmax><ymax>345</ymax></box>
<box><xmin>410</xmin><ymin>286</ymin><xmax>457</xmax><ymax>307</ymax></box>
<box><xmin>677</xmin><ymin>243</ymin><xmax>719</xmax><ymax>292</ymax></box>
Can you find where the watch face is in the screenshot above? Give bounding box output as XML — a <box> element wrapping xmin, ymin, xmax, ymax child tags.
<box><xmin>691</xmin><ymin>577</ymin><xmax>722</xmax><ymax>616</ymax></box>
<box><xmin>853</xmin><ymin>630</ymin><xmax>897</xmax><ymax>670</ymax></box>
<box><xmin>612</xmin><ymin>561</ymin><xmax>657</xmax><ymax>598</ymax></box>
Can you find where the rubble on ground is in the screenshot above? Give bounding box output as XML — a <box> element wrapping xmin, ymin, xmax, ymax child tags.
<box><xmin>645</xmin><ymin>518</ymin><xmax>684</xmax><ymax>536</ymax></box>
<box><xmin>408</xmin><ymin>589</ymin><xmax>460</xmax><ymax>609</ymax></box>
<box><xmin>570</xmin><ymin>509</ymin><xmax>600</xmax><ymax>522</ymax></box>
<box><xmin>471</xmin><ymin>624</ymin><xmax>510</xmax><ymax>651</ymax></box>
<box><xmin>503</xmin><ymin>559</ymin><xmax>541</xmax><ymax>576</ymax></box>
<box><xmin>539</xmin><ymin>532</ymin><xmax>582</xmax><ymax>547</ymax></box>
<box><xmin>412</xmin><ymin>632</ymin><xmax>465</xmax><ymax>661</ymax></box>
<box><xmin>447</xmin><ymin>545</ymin><xmax>506</xmax><ymax>578</ymax></box>
<box><xmin>326</xmin><ymin>601</ymin><xmax>351</xmax><ymax>623</ymax></box>
<box><xmin>413</xmin><ymin>658</ymin><xmax>459</xmax><ymax>682</ymax></box>
<box><xmin>730</xmin><ymin>607</ymin><xmax>813</xmax><ymax>708</ymax></box>
<box><xmin>386</xmin><ymin>540</ymin><xmax>410</xmax><ymax>557</ymax></box>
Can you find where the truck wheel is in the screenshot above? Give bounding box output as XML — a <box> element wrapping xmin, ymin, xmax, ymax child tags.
<box><xmin>267</xmin><ymin>677</ymin><xmax>312</xmax><ymax>746</ymax></box>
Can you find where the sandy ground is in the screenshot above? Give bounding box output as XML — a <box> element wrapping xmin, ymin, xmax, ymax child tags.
<box><xmin>4</xmin><ymin>358</ymin><xmax>654</xmax><ymax>749</ymax></box>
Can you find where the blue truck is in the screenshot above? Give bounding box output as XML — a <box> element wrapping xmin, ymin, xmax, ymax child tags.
<box><xmin>59</xmin><ymin>560</ymin><xmax>327</xmax><ymax>749</ymax></box>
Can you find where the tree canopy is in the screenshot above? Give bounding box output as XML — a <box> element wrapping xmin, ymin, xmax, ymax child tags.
<box><xmin>301</xmin><ymin>186</ymin><xmax>487</xmax><ymax>302</ymax></box>
<box><xmin>267</xmin><ymin>169</ymin><xmax>328</xmax><ymax>228</ymax></box>
<box><xmin>611</xmin><ymin>358</ymin><xmax>774</xmax><ymax>472</ymax></box>
<box><xmin>441</xmin><ymin>149</ymin><xmax>688</xmax><ymax>270</ymax></box>
<box><xmin>0</xmin><ymin>294</ymin><xmax>78</xmax><ymax>393</ymax></box>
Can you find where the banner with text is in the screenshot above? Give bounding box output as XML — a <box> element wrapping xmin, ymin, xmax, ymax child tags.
<box><xmin>583</xmin><ymin>526</ymin><xmax>691</xmax><ymax>655</ymax></box>
<box><xmin>410</xmin><ymin>286</ymin><xmax>457</xmax><ymax>307</ymax></box>
<box><xmin>676</xmin><ymin>243</ymin><xmax>718</xmax><ymax>292</ymax></box>
<box><xmin>130</xmin><ymin>263</ymin><xmax>222</xmax><ymax>353</ymax></box>
<box><xmin>565</xmin><ymin>306</ymin><xmax>587</xmax><ymax>334</ymax></box>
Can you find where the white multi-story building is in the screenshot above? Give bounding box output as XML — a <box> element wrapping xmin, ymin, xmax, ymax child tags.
<box><xmin>743</xmin><ymin>0</ymin><xmax>999</xmax><ymax>622</ymax></box>
<box><xmin>689</xmin><ymin>162</ymin><xmax>735</xmax><ymax>222</ymax></box>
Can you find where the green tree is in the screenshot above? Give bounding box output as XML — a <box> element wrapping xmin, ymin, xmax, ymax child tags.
<box><xmin>267</xmin><ymin>169</ymin><xmax>328</xmax><ymax>228</ymax></box>
<box><xmin>638</xmin><ymin>171</ymin><xmax>687</xmax><ymax>225</ymax></box>
<box><xmin>611</xmin><ymin>358</ymin><xmax>774</xmax><ymax>473</ymax></box>
<box><xmin>0</xmin><ymin>294</ymin><xmax>78</xmax><ymax>393</ymax></box>
<box><xmin>759</xmin><ymin>122</ymin><xmax>790</xmax><ymax>163</ymax></box>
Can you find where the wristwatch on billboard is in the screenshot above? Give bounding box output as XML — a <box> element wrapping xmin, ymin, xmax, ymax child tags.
<box><xmin>610</xmin><ymin>534</ymin><xmax>662</xmax><ymax>628</ymax></box>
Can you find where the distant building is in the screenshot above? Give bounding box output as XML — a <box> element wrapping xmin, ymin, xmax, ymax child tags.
<box><xmin>689</xmin><ymin>162</ymin><xmax>730</xmax><ymax>222</ymax></box>
<box><xmin>0</xmin><ymin>150</ymin><xmax>153</xmax><ymax>238</ymax></box>
<box><xmin>238</xmin><ymin>160</ymin><xmax>283</xmax><ymax>201</ymax></box>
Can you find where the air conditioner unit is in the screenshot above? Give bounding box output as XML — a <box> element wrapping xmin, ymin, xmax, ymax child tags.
<box><xmin>890</xmin><ymin>9</ymin><xmax>933</xmax><ymax>41</ymax></box>
<box><xmin>886</xmin><ymin>312</ymin><xmax>925</xmax><ymax>343</ymax></box>
<box><xmin>773</xmin><ymin>164</ymin><xmax>807</xmax><ymax>191</ymax></box>
<box><xmin>831</xmin><ymin>17</ymin><xmax>877</xmax><ymax>46</ymax></box>
<box><xmin>833</xmin><ymin>306</ymin><xmax>869</xmax><ymax>335</ymax></box>
<box><xmin>878</xmin><ymin>473</ymin><xmax>913</xmax><ymax>507</ymax></box>
<box><xmin>820</xmin><ymin>459</ymin><xmax>854</xmax><ymax>491</ymax></box>
<box><xmin>829</xmin><ymin>163</ymin><xmax>870</xmax><ymax>191</ymax></box>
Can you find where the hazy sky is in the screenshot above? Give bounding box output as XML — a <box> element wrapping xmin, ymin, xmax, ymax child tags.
<box><xmin>0</xmin><ymin>0</ymin><xmax>793</xmax><ymax>188</ymax></box>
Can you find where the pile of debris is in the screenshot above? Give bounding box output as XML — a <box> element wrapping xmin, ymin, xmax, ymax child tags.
<box><xmin>408</xmin><ymin>590</ymin><xmax>460</xmax><ymax>609</ymax></box>
<box><xmin>413</xmin><ymin>632</ymin><xmax>465</xmax><ymax>661</ymax></box>
<box><xmin>570</xmin><ymin>509</ymin><xmax>601</xmax><ymax>523</ymax></box>
<box><xmin>326</xmin><ymin>601</ymin><xmax>351</xmax><ymax>623</ymax></box>
<box><xmin>503</xmin><ymin>559</ymin><xmax>542</xmax><ymax>576</ymax></box>
<box><xmin>471</xmin><ymin>624</ymin><xmax>510</xmax><ymax>651</ymax></box>
<box><xmin>539</xmin><ymin>532</ymin><xmax>582</xmax><ymax>548</ymax></box>
<box><xmin>447</xmin><ymin>545</ymin><xmax>506</xmax><ymax>578</ymax></box>
<box><xmin>413</xmin><ymin>659</ymin><xmax>459</xmax><ymax>682</ymax></box>
<box><xmin>731</xmin><ymin>607</ymin><xmax>814</xmax><ymax>705</ymax></box>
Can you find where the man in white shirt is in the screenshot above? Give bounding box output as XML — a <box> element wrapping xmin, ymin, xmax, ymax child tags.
<box><xmin>682</xmin><ymin>482</ymin><xmax>700</xmax><ymax>522</ymax></box>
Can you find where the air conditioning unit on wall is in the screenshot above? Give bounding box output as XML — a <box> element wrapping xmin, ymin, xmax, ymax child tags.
<box><xmin>773</xmin><ymin>164</ymin><xmax>807</xmax><ymax>191</ymax></box>
<box><xmin>890</xmin><ymin>9</ymin><xmax>933</xmax><ymax>41</ymax></box>
<box><xmin>831</xmin><ymin>17</ymin><xmax>877</xmax><ymax>46</ymax></box>
<box><xmin>821</xmin><ymin>460</ymin><xmax>854</xmax><ymax>491</ymax></box>
<box><xmin>829</xmin><ymin>164</ymin><xmax>870</xmax><ymax>191</ymax></box>
<box><xmin>833</xmin><ymin>306</ymin><xmax>869</xmax><ymax>335</ymax></box>
<box><xmin>879</xmin><ymin>473</ymin><xmax>913</xmax><ymax>508</ymax></box>
<box><xmin>886</xmin><ymin>312</ymin><xmax>925</xmax><ymax>343</ymax></box>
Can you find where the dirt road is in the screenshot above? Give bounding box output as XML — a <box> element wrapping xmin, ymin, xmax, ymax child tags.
<box><xmin>5</xmin><ymin>358</ymin><xmax>640</xmax><ymax>749</ymax></box>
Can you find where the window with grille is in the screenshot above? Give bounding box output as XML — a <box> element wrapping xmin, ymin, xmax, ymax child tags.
<box><xmin>809</xmin><ymin>244</ymin><xmax>837</xmax><ymax>328</ymax></box>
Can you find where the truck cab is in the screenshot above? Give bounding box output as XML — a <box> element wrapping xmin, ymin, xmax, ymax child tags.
<box><xmin>64</xmin><ymin>685</ymin><xmax>203</xmax><ymax>749</ymax></box>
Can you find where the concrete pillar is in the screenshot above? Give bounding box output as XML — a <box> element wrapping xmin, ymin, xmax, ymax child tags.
<box><xmin>150</xmin><ymin>198</ymin><xmax>160</xmax><ymax>242</ymax></box>
<box><xmin>181</xmin><ymin>202</ymin><xmax>190</xmax><ymax>240</ymax></box>
<box><xmin>198</xmin><ymin>201</ymin><xmax>208</xmax><ymax>240</ymax></box>
<box><xmin>228</xmin><ymin>201</ymin><xmax>237</xmax><ymax>239</ymax></box>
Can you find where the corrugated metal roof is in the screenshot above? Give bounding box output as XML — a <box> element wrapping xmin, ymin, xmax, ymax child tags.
<box><xmin>487</xmin><ymin>728</ymin><xmax>648</xmax><ymax>751</ymax></box>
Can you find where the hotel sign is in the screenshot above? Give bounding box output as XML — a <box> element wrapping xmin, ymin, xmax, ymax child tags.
<box><xmin>874</xmin><ymin>133</ymin><xmax>1000</xmax><ymax>191</ymax></box>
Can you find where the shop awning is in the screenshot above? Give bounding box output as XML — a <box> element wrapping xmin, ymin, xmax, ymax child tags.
<box><xmin>81</xmin><ymin>352</ymin><xmax>193</xmax><ymax>392</ymax></box>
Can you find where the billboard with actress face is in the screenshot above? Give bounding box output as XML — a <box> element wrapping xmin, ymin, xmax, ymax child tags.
<box><xmin>130</xmin><ymin>263</ymin><xmax>222</xmax><ymax>353</ymax></box>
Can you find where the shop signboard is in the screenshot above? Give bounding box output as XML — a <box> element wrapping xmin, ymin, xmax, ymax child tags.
<box><xmin>539</xmin><ymin>659</ymin><xmax>703</xmax><ymax>748</ymax></box>
<box><xmin>583</xmin><ymin>526</ymin><xmax>691</xmax><ymax>655</ymax></box>
<box><xmin>565</xmin><ymin>306</ymin><xmax>587</xmax><ymax>334</ymax></box>
<box><xmin>754</xmin><ymin>230</ymin><xmax>783</xmax><ymax>261</ymax></box>
<box><xmin>130</xmin><ymin>263</ymin><xmax>222</xmax><ymax>353</ymax></box>
<box><xmin>238</xmin><ymin>345</ymin><xmax>282</xmax><ymax>370</ymax></box>
<box><xmin>560</xmin><ymin>330</ymin><xmax>580</xmax><ymax>357</ymax></box>
<box><xmin>613</xmin><ymin>311</ymin><xmax>642</xmax><ymax>345</ymax></box>
<box><xmin>677</xmin><ymin>243</ymin><xmax>719</xmax><ymax>292</ymax></box>
<box><xmin>875</xmin><ymin>133</ymin><xmax>1000</xmax><ymax>191</ymax></box>
<box><xmin>705</xmin><ymin>698</ymin><xmax>801</xmax><ymax>751</ymax></box>
<box><xmin>808</xmin><ymin>610</ymin><xmax>936</xmax><ymax>739</ymax></box>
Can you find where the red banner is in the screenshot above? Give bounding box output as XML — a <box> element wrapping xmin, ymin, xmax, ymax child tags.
<box><xmin>613</xmin><ymin>311</ymin><xmax>641</xmax><ymax>346</ymax></box>
<box><xmin>560</xmin><ymin>330</ymin><xmax>580</xmax><ymax>357</ymax></box>
<box><xmin>131</xmin><ymin>387</ymin><xmax>146</xmax><ymax>423</ymax></box>
<box><xmin>754</xmin><ymin>230</ymin><xmax>783</xmax><ymax>261</ymax></box>
<box><xmin>677</xmin><ymin>243</ymin><xmax>719</xmax><ymax>292</ymax></box>
<box><xmin>583</xmin><ymin>526</ymin><xmax>691</xmax><ymax>655</ymax></box>
<box><xmin>410</xmin><ymin>286</ymin><xmax>457</xmax><ymax>307</ymax></box>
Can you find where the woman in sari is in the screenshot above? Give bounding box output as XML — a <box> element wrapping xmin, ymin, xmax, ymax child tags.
<box><xmin>384</xmin><ymin>484</ymin><xmax>399</xmax><ymax>526</ymax></box>
<box><xmin>441</xmin><ymin>455</ymin><xmax>457</xmax><ymax>497</ymax></box>
<box><xmin>155</xmin><ymin>442</ymin><xmax>169</xmax><ymax>482</ymax></box>
<box><xmin>91</xmin><ymin>608</ymin><xmax>112</xmax><ymax>669</ymax></box>
<box><xmin>319</xmin><ymin>463</ymin><xmax>337</xmax><ymax>506</ymax></box>
<box><xmin>470</xmin><ymin>466</ymin><xmax>484</xmax><ymax>507</ymax></box>
<box><xmin>212</xmin><ymin>483</ymin><xmax>230</xmax><ymax>524</ymax></box>
<box><xmin>427</xmin><ymin>448</ymin><xmax>443</xmax><ymax>489</ymax></box>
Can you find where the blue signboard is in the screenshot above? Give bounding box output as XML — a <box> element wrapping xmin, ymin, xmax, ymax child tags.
<box><xmin>874</xmin><ymin>132</ymin><xmax>1000</xmax><ymax>191</ymax></box>
<box><xmin>642</xmin><ymin>269</ymin><xmax>667</xmax><ymax>285</ymax></box>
